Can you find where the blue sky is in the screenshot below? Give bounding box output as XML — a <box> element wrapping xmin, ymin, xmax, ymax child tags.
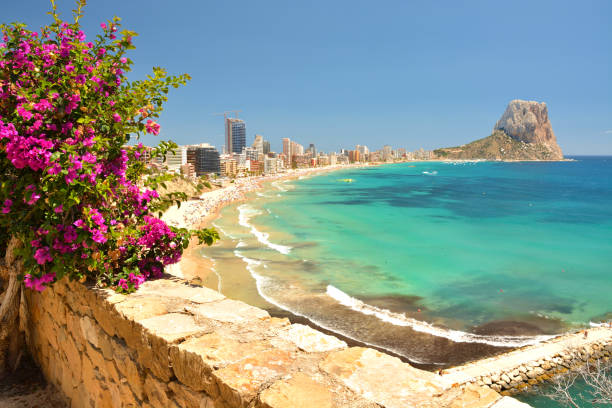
<box><xmin>3</xmin><ymin>1</ymin><xmax>611</xmax><ymax>154</ymax></box>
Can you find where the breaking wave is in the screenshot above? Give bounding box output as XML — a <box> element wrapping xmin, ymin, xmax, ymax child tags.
<box><xmin>238</xmin><ymin>204</ymin><xmax>291</xmax><ymax>254</ymax></box>
<box><xmin>325</xmin><ymin>285</ymin><xmax>553</xmax><ymax>347</ymax></box>
<box><xmin>232</xmin><ymin>250</ymin><xmax>431</xmax><ymax>364</ymax></box>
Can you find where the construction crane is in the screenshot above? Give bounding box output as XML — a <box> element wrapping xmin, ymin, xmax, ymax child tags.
<box><xmin>212</xmin><ymin>110</ymin><xmax>242</xmax><ymax>119</ymax></box>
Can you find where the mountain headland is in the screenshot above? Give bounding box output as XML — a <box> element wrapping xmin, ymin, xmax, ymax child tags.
<box><xmin>434</xmin><ymin>100</ymin><xmax>564</xmax><ymax>161</ymax></box>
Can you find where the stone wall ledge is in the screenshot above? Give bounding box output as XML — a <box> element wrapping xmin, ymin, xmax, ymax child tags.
<box><xmin>24</xmin><ymin>276</ymin><xmax>539</xmax><ymax>407</ymax></box>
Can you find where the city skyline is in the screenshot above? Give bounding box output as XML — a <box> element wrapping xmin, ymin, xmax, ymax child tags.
<box><xmin>4</xmin><ymin>1</ymin><xmax>610</xmax><ymax>155</ymax></box>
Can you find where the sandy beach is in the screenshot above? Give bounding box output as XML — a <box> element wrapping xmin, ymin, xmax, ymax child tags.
<box><xmin>163</xmin><ymin>164</ymin><xmax>371</xmax><ymax>282</ymax></box>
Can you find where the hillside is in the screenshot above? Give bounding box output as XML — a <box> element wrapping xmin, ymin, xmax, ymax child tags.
<box><xmin>434</xmin><ymin>130</ymin><xmax>562</xmax><ymax>161</ymax></box>
<box><xmin>434</xmin><ymin>100</ymin><xmax>564</xmax><ymax>161</ymax></box>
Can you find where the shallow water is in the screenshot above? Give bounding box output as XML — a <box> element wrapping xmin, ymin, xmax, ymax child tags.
<box><xmin>201</xmin><ymin>157</ymin><xmax>612</xmax><ymax>366</ymax></box>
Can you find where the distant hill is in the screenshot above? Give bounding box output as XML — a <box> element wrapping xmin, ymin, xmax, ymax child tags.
<box><xmin>434</xmin><ymin>100</ymin><xmax>564</xmax><ymax>161</ymax></box>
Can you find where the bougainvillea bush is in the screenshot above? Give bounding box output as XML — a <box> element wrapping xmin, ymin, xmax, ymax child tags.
<box><xmin>0</xmin><ymin>1</ymin><xmax>217</xmax><ymax>293</ymax></box>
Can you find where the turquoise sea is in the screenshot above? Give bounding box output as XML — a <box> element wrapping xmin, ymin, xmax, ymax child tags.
<box><xmin>200</xmin><ymin>157</ymin><xmax>612</xmax><ymax>370</ymax></box>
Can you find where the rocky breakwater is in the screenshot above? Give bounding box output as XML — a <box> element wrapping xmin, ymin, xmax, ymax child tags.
<box><xmin>438</xmin><ymin>327</ymin><xmax>612</xmax><ymax>396</ymax></box>
<box><xmin>435</xmin><ymin>99</ymin><xmax>564</xmax><ymax>160</ymax></box>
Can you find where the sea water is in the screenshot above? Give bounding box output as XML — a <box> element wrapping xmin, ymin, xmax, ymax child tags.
<box><xmin>202</xmin><ymin>157</ymin><xmax>612</xmax><ymax>367</ymax></box>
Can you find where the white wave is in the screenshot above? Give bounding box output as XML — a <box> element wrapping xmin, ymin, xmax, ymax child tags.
<box><xmin>256</xmin><ymin>192</ymin><xmax>271</xmax><ymax>198</ymax></box>
<box><xmin>271</xmin><ymin>181</ymin><xmax>287</xmax><ymax>192</ymax></box>
<box><xmin>326</xmin><ymin>285</ymin><xmax>554</xmax><ymax>347</ymax></box>
<box><xmin>200</xmin><ymin>253</ymin><xmax>222</xmax><ymax>293</ymax></box>
<box><xmin>590</xmin><ymin>321</ymin><xmax>612</xmax><ymax>328</ymax></box>
<box><xmin>422</xmin><ymin>171</ymin><xmax>438</xmax><ymax>176</ymax></box>
<box><xmin>211</xmin><ymin>222</ymin><xmax>238</xmax><ymax>239</ymax></box>
<box><xmin>238</xmin><ymin>204</ymin><xmax>291</xmax><ymax>255</ymax></box>
<box><xmin>232</xmin><ymin>251</ymin><xmax>432</xmax><ymax>364</ymax></box>
<box><xmin>236</xmin><ymin>240</ymin><xmax>247</xmax><ymax>248</ymax></box>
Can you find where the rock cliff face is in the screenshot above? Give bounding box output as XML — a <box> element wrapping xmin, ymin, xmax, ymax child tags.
<box><xmin>434</xmin><ymin>100</ymin><xmax>564</xmax><ymax>161</ymax></box>
<box><xmin>494</xmin><ymin>100</ymin><xmax>563</xmax><ymax>159</ymax></box>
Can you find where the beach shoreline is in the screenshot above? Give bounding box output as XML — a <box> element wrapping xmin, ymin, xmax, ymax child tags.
<box><xmin>163</xmin><ymin>163</ymin><xmax>372</xmax><ymax>282</ymax></box>
<box><xmin>163</xmin><ymin>160</ymin><xmax>610</xmax><ymax>370</ymax></box>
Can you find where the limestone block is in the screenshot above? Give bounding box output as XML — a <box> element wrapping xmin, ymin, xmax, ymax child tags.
<box><xmin>80</xmin><ymin>316</ymin><xmax>100</xmax><ymax>348</ymax></box>
<box><xmin>71</xmin><ymin>383</ymin><xmax>93</xmax><ymax>408</ymax></box>
<box><xmin>138</xmin><ymin>313</ymin><xmax>208</xmax><ymax>381</ymax></box>
<box><xmin>136</xmin><ymin>279</ymin><xmax>225</xmax><ymax>304</ymax></box>
<box><xmin>169</xmin><ymin>332</ymin><xmax>273</xmax><ymax>394</ymax></box>
<box><xmin>144</xmin><ymin>374</ymin><xmax>171</xmax><ymax>408</ymax></box>
<box><xmin>258</xmin><ymin>373</ymin><xmax>334</xmax><ymax>408</ymax></box>
<box><xmin>448</xmin><ymin>384</ymin><xmax>500</xmax><ymax>408</ymax></box>
<box><xmin>320</xmin><ymin>347</ymin><xmax>442</xmax><ymax>408</ymax></box>
<box><xmin>188</xmin><ymin>299</ymin><xmax>269</xmax><ymax>324</ymax></box>
<box><xmin>85</xmin><ymin>342</ymin><xmax>106</xmax><ymax>372</ymax></box>
<box><xmin>214</xmin><ymin>349</ymin><xmax>296</xmax><ymax>407</ymax></box>
<box><xmin>490</xmin><ymin>396</ymin><xmax>533</xmax><ymax>407</ymax></box>
<box><xmin>117</xmin><ymin>379</ymin><xmax>140</xmax><ymax>407</ymax></box>
<box><xmin>81</xmin><ymin>354</ymin><xmax>99</xmax><ymax>401</ymax></box>
<box><xmin>500</xmin><ymin>374</ymin><xmax>511</xmax><ymax>383</ymax></box>
<box><xmin>114</xmin><ymin>296</ymin><xmax>171</xmax><ymax>323</ymax></box>
<box><xmin>169</xmin><ymin>381</ymin><xmax>215</xmax><ymax>408</ymax></box>
<box><xmin>277</xmin><ymin>324</ymin><xmax>346</xmax><ymax>353</ymax></box>
<box><xmin>63</xmin><ymin>335</ymin><xmax>82</xmax><ymax>384</ymax></box>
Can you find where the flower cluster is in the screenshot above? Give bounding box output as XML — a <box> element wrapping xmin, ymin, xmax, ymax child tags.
<box><xmin>0</xmin><ymin>4</ymin><xmax>206</xmax><ymax>293</ymax></box>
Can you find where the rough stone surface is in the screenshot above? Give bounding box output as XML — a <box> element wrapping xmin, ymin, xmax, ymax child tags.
<box><xmin>25</xmin><ymin>274</ymin><xmax>612</xmax><ymax>408</ymax></box>
<box><xmin>491</xmin><ymin>396</ymin><xmax>534</xmax><ymax>407</ymax></box>
<box><xmin>278</xmin><ymin>324</ymin><xmax>347</xmax><ymax>353</ymax></box>
<box><xmin>258</xmin><ymin>373</ymin><xmax>334</xmax><ymax>408</ymax></box>
<box><xmin>188</xmin><ymin>298</ymin><xmax>270</xmax><ymax>323</ymax></box>
<box><xmin>320</xmin><ymin>347</ymin><xmax>442</xmax><ymax>408</ymax></box>
<box><xmin>494</xmin><ymin>100</ymin><xmax>562</xmax><ymax>159</ymax></box>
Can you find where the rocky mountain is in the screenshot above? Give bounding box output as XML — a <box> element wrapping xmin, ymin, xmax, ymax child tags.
<box><xmin>434</xmin><ymin>100</ymin><xmax>564</xmax><ymax>161</ymax></box>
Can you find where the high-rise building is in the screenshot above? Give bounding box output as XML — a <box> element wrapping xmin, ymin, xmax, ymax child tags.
<box><xmin>262</xmin><ymin>140</ymin><xmax>270</xmax><ymax>155</ymax></box>
<box><xmin>225</xmin><ymin>118</ymin><xmax>246</xmax><ymax>154</ymax></box>
<box><xmin>291</xmin><ymin>141</ymin><xmax>304</xmax><ymax>156</ymax></box>
<box><xmin>382</xmin><ymin>145</ymin><xmax>392</xmax><ymax>161</ymax></box>
<box><xmin>308</xmin><ymin>143</ymin><xmax>316</xmax><ymax>158</ymax></box>
<box><xmin>252</xmin><ymin>134</ymin><xmax>264</xmax><ymax>159</ymax></box>
<box><xmin>244</xmin><ymin>146</ymin><xmax>259</xmax><ymax>162</ymax></box>
<box><xmin>220</xmin><ymin>157</ymin><xmax>237</xmax><ymax>177</ymax></box>
<box><xmin>356</xmin><ymin>145</ymin><xmax>369</xmax><ymax>156</ymax></box>
<box><xmin>282</xmin><ymin>138</ymin><xmax>291</xmax><ymax>159</ymax></box>
<box><xmin>189</xmin><ymin>143</ymin><xmax>220</xmax><ymax>176</ymax></box>
<box><xmin>165</xmin><ymin>147</ymin><xmax>187</xmax><ymax>173</ymax></box>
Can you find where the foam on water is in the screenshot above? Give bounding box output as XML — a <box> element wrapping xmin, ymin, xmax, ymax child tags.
<box><xmin>232</xmin><ymin>250</ymin><xmax>432</xmax><ymax>364</ymax></box>
<box><xmin>326</xmin><ymin>285</ymin><xmax>553</xmax><ymax>347</ymax></box>
<box><xmin>238</xmin><ymin>204</ymin><xmax>292</xmax><ymax>254</ymax></box>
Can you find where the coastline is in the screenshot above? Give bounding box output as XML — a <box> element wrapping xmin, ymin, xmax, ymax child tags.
<box><xmin>164</xmin><ymin>159</ymin><xmax>610</xmax><ymax>370</ymax></box>
<box><xmin>163</xmin><ymin>163</ymin><xmax>372</xmax><ymax>282</ymax></box>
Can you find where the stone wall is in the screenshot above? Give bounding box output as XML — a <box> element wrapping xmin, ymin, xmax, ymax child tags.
<box><xmin>22</xmin><ymin>276</ymin><xmax>516</xmax><ymax>408</ymax></box>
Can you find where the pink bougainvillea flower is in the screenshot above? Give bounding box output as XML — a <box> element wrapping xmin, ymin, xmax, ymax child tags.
<box><xmin>33</xmin><ymin>247</ymin><xmax>53</xmax><ymax>265</ymax></box>
<box><xmin>1</xmin><ymin>199</ymin><xmax>13</xmax><ymax>213</ymax></box>
<box><xmin>24</xmin><ymin>272</ymin><xmax>55</xmax><ymax>292</ymax></box>
<box><xmin>112</xmin><ymin>113</ymin><xmax>121</xmax><ymax>122</ymax></box>
<box><xmin>145</xmin><ymin>120</ymin><xmax>160</xmax><ymax>135</ymax></box>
